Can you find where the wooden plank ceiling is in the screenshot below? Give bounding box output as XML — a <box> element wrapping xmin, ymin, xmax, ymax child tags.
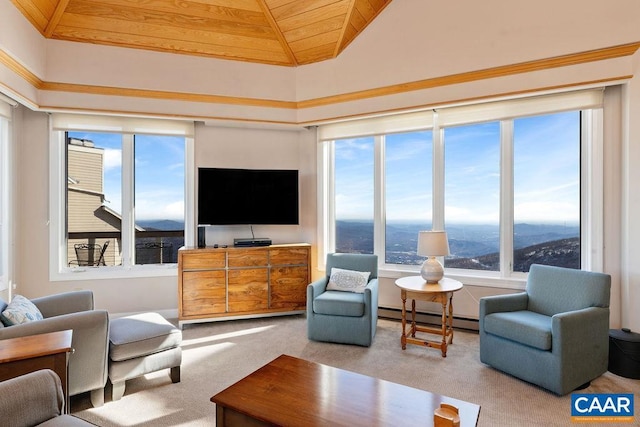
<box><xmin>11</xmin><ymin>0</ymin><xmax>392</xmax><ymax>66</ymax></box>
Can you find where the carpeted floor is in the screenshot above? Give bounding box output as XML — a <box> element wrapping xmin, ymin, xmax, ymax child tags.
<box><xmin>72</xmin><ymin>315</ymin><xmax>639</xmax><ymax>426</ymax></box>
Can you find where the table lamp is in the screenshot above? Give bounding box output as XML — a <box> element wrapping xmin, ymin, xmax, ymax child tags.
<box><xmin>417</xmin><ymin>230</ymin><xmax>450</xmax><ymax>283</ymax></box>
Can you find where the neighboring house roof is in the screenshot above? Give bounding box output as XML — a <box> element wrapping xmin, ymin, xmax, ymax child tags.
<box><xmin>99</xmin><ymin>204</ymin><xmax>146</xmax><ymax>232</ymax></box>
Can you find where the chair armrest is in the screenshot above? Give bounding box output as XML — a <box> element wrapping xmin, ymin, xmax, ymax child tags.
<box><xmin>307</xmin><ymin>277</ymin><xmax>328</xmax><ymax>314</ymax></box>
<box><xmin>307</xmin><ymin>277</ymin><xmax>329</xmax><ymax>300</ymax></box>
<box><xmin>364</xmin><ymin>278</ymin><xmax>379</xmax><ymax>325</ymax></box>
<box><xmin>364</xmin><ymin>278</ymin><xmax>379</xmax><ymax>311</ymax></box>
<box><xmin>552</xmin><ymin>306</ymin><xmax>610</xmax><ymax>357</ymax></box>
<box><xmin>479</xmin><ymin>292</ymin><xmax>528</xmax><ymax>333</ymax></box>
<box><xmin>31</xmin><ymin>290</ymin><xmax>94</xmax><ymax>318</ymax></box>
<box><xmin>0</xmin><ymin>369</ymin><xmax>64</xmax><ymax>426</ymax></box>
<box><xmin>0</xmin><ymin>309</ymin><xmax>110</xmax><ymax>396</ymax></box>
<box><xmin>479</xmin><ymin>292</ymin><xmax>528</xmax><ymax>317</ymax></box>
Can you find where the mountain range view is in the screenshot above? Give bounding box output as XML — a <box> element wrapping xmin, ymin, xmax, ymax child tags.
<box><xmin>135</xmin><ymin>219</ymin><xmax>581</xmax><ymax>272</ymax></box>
<box><xmin>336</xmin><ymin>220</ymin><xmax>580</xmax><ymax>272</ymax></box>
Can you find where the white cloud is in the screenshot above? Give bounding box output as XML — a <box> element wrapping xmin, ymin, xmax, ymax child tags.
<box><xmin>103</xmin><ymin>148</ymin><xmax>122</xmax><ymax>171</ymax></box>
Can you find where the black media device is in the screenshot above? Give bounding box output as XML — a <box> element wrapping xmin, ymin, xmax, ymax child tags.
<box><xmin>233</xmin><ymin>238</ymin><xmax>272</xmax><ymax>247</ymax></box>
<box><xmin>197</xmin><ymin>168</ymin><xmax>299</xmax><ymax>226</ymax></box>
<box><xmin>197</xmin><ymin>226</ymin><xmax>206</xmax><ymax>248</ymax></box>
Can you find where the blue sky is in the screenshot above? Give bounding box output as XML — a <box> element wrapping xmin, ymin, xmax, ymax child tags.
<box><xmin>68</xmin><ymin>131</ymin><xmax>185</xmax><ymax>221</ymax></box>
<box><xmin>335</xmin><ymin>111</ymin><xmax>580</xmax><ymax>224</ymax></box>
<box><xmin>68</xmin><ymin>111</ymin><xmax>579</xmax><ymax>225</ymax></box>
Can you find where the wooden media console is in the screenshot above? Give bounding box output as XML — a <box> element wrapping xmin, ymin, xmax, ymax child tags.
<box><xmin>178</xmin><ymin>244</ymin><xmax>310</xmax><ymax>327</ymax></box>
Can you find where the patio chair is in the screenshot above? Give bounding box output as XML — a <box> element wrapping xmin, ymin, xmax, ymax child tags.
<box><xmin>71</xmin><ymin>241</ymin><xmax>109</xmax><ymax>266</ymax></box>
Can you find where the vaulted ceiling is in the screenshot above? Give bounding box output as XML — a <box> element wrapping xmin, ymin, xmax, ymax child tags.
<box><xmin>11</xmin><ymin>0</ymin><xmax>392</xmax><ymax>66</ymax></box>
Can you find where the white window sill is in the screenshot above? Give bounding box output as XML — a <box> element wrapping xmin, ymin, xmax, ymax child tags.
<box><xmin>50</xmin><ymin>264</ymin><xmax>178</xmax><ymax>282</ymax></box>
<box><xmin>378</xmin><ymin>264</ymin><xmax>527</xmax><ymax>290</ymax></box>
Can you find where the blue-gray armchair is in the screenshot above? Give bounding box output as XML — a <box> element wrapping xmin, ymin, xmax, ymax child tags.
<box><xmin>307</xmin><ymin>253</ymin><xmax>378</xmax><ymax>347</ymax></box>
<box><xmin>479</xmin><ymin>264</ymin><xmax>611</xmax><ymax>395</ymax></box>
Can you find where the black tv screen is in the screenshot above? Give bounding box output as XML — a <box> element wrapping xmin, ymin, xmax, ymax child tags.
<box><xmin>198</xmin><ymin>168</ymin><xmax>299</xmax><ymax>225</ymax></box>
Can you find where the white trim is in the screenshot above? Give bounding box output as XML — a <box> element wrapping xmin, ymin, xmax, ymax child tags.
<box><xmin>318</xmin><ymin>110</ymin><xmax>434</xmax><ymax>141</ymax></box>
<box><xmin>0</xmin><ymin>115</ymin><xmax>10</xmax><ymax>291</ymax></box>
<box><xmin>316</xmin><ymin>89</ymin><xmax>603</xmax><ymax>142</ymax></box>
<box><xmin>0</xmin><ymin>99</ymin><xmax>13</xmax><ymax>120</ymax></box>
<box><xmin>121</xmin><ymin>134</ymin><xmax>134</xmax><ymax>267</ymax></box>
<box><xmin>185</xmin><ymin>136</ymin><xmax>195</xmax><ymax>247</ymax></box>
<box><xmin>49</xmin><ymin>129</ymin><xmax>67</xmax><ymax>280</ymax></box>
<box><xmin>374</xmin><ymin>135</ymin><xmax>385</xmax><ymax>258</ymax></box>
<box><xmin>0</xmin><ymin>93</ymin><xmax>18</xmax><ymax>108</ymax></box>
<box><xmin>582</xmin><ymin>109</ymin><xmax>605</xmax><ymax>271</ymax></box>
<box><xmin>500</xmin><ymin>120</ymin><xmax>514</xmax><ymax>276</ymax></box>
<box><xmin>52</xmin><ymin>113</ymin><xmax>195</xmax><ymax>137</ymax></box>
<box><xmin>437</xmin><ymin>89</ymin><xmax>603</xmax><ymax>127</ymax></box>
<box><xmin>316</xmin><ymin>140</ymin><xmax>333</xmax><ymax>268</ymax></box>
<box><xmin>432</xmin><ymin>114</ymin><xmax>444</xmax><ymax>230</ymax></box>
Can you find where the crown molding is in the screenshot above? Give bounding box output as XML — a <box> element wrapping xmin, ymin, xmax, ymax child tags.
<box><xmin>1</xmin><ymin>41</ymin><xmax>638</xmax><ymax>122</ymax></box>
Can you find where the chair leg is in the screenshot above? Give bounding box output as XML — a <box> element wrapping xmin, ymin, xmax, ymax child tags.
<box><xmin>90</xmin><ymin>388</ymin><xmax>105</xmax><ymax>407</ymax></box>
<box><xmin>112</xmin><ymin>380</ymin><xmax>126</xmax><ymax>401</ymax></box>
<box><xmin>170</xmin><ymin>366</ymin><xmax>181</xmax><ymax>383</ymax></box>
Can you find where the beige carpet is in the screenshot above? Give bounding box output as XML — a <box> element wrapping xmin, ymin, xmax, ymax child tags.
<box><xmin>72</xmin><ymin>315</ymin><xmax>639</xmax><ymax>426</ymax></box>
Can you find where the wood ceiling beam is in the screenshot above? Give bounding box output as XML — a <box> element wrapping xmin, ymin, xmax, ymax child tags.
<box><xmin>257</xmin><ymin>0</ymin><xmax>298</xmax><ymax>66</ymax></box>
<box><xmin>335</xmin><ymin>0</ymin><xmax>356</xmax><ymax>57</ymax></box>
<box><xmin>44</xmin><ymin>0</ymin><xmax>70</xmax><ymax>37</ymax></box>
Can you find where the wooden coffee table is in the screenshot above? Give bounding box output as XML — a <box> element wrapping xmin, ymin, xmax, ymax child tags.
<box><xmin>211</xmin><ymin>354</ymin><xmax>480</xmax><ymax>426</ymax></box>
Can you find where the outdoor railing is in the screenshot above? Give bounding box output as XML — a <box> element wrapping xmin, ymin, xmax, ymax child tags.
<box><xmin>68</xmin><ymin>230</ymin><xmax>184</xmax><ymax>266</ymax></box>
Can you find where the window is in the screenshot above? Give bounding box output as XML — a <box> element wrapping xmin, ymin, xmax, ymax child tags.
<box><xmin>384</xmin><ymin>131</ymin><xmax>432</xmax><ymax>264</ymax></box>
<box><xmin>334</xmin><ymin>137</ymin><xmax>375</xmax><ymax>254</ymax></box>
<box><xmin>444</xmin><ymin>122</ymin><xmax>500</xmax><ymax>271</ymax></box>
<box><xmin>512</xmin><ymin>112</ymin><xmax>581</xmax><ymax>272</ymax></box>
<box><xmin>320</xmin><ymin>89</ymin><xmax>603</xmax><ymax>282</ymax></box>
<box><xmin>50</xmin><ymin>114</ymin><xmax>194</xmax><ymax>279</ymax></box>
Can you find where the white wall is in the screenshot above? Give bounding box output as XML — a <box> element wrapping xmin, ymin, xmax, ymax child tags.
<box><xmin>2</xmin><ymin>0</ymin><xmax>640</xmax><ymax>326</ymax></box>
<box><xmin>193</xmin><ymin>123</ymin><xmax>317</xmax><ymax>249</ymax></box>
<box><xmin>12</xmin><ymin>112</ymin><xmax>318</xmax><ymax>315</ymax></box>
<box><xmin>622</xmin><ymin>50</ymin><xmax>640</xmax><ymax>329</ymax></box>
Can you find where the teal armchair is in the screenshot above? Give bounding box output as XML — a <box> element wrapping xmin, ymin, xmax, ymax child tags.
<box><xmin>479</xmin><ymin>264</ymin><xmax>611</xmax><ymax>395</ymax></box>
<box><xmin>307</xmin><ymin>253</ymin><xmax>379</xmax><ymax>347</ymax></box>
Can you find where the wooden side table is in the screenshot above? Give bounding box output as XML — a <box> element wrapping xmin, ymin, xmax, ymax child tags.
<box><xmin>0</xmin><ymin>330</ymin><xmax>73</xmax><ymax>412</ymax></box>
<box><xmin>395</xmin><ymin>276</ymin><xmax>463</xmax><ymax>357</ymax></box>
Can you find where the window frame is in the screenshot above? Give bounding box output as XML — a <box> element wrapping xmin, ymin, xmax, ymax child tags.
<box><xmin>0</xmin><ymin>104</ymin><xmax>12</xmax><ymax>291</ymax></box>
<box><xmin>318</xmin><ymin>90</ymin><xmax>604</xmax><ymax>289</ymax></box>
<box><xmin>48</xmin><ymin>115</ymin><xmax>195</xmax><ymax>281</ymax></box>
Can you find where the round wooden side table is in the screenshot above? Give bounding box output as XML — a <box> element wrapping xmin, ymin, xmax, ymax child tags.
<box><xmin>395</xmin><ymin>276</ymin><xmax>463</xmax><ymax>357</ymax></box>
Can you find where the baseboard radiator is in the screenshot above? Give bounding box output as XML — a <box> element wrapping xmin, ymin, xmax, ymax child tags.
<box><xmin>378</xmin><ymin>307</ymin><xmax>479</xmax><ymax>332</ymax></box>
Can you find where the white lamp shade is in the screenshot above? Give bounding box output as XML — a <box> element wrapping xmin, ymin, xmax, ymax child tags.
<box><xmin>417</xmin><ymin>231</ymin><xmax>450</xmax><ymax>257</ymax></box>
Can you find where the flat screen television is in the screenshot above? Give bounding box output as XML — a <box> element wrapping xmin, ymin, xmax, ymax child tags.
<box><xmin>198</xmin><ymin>167</ymin><xmax>299</xmax><ymax>225</ymax></box>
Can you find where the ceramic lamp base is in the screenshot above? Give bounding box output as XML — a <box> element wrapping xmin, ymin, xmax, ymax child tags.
<box><xmin>420</xmin><ymin>257</ymin><xmax>444</xmax><ymax>283</ymax></box>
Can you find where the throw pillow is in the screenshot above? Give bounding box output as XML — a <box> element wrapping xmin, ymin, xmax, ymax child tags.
<box><xmin>326</xmin><ymin>268</ymin><xmax>371</xmax><ymax>293</ymax></box>
<box><xmin>0</xmin><ymin>295</ymin><xmax>44</xmax><ymax>326</ymax></box>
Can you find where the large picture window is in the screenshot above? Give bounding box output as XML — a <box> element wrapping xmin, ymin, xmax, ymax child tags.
<box><xmin>50</xmin><ymin>114</ymin><xmax>194</xmax><ymax>279</ymax></box>
<box><xmin>334</xmin><ymin>137</ymin><xmax>375</xmax><ymax>254</ymax></box>
<box><xmin>320</xmin><ymin>90</ymin><xmax>602</xmax><ymax>281</ymax></box>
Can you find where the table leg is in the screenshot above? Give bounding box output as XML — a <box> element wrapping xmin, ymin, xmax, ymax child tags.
<box><xmin>400</xmin><ymin>291</ymin><xmax>407</xmax><ymax>350</ymax></box>
<box><xmin>449</xmin><ymin>294</ymin><xmax>454</xmax><ymax>345</ymax></box>
<box><xmin>440</xmin><ymin>297</ymin><xmax>447</xmax><ymax>357</ymax></box>
<box><xmin>411</xmin><ymin>299</ymin><xmax>417</xmax><ymax>338</ymax></box>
